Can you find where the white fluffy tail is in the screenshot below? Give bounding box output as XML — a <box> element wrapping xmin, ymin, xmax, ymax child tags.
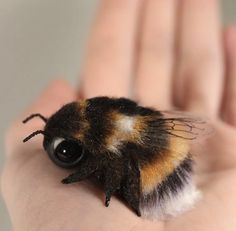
<box><xmin>140</xmin><ymin>182</ymin><xmax>201</xmax><ymax>219</ymax></box>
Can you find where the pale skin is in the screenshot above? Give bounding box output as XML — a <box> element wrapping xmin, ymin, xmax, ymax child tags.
<box><xmin>1</xmin><ymin>0</ymin><xmax>236</xmax><ymax>230</ymax></box>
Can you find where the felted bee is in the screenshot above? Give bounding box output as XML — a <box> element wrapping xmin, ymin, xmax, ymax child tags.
<box><xmin>23</xmin><ymin>97</ymin><xmax>208</xmax><ymax>218</ymax></box>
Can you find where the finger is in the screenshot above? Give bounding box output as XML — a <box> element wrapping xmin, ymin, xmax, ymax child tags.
<box><xmin>24</xmin><ymin>79</ymin><xmax>77</xmax><ymax>118</ymax></box>
<box><xmin>174</xmin><ymin>0</ymin><xmax>224</xmax><ymax>117</ymax></box>
<box><xmin>80</xmin><ymin>0</ymin><xmax>141</xmax><ymax>98</ymax></box>
<box><xmin>135</xmin><ymin>0</ymin><xmax>177</xmax><ymax>109</ymax></box>
<box><xmin>222</xmin><ymin>26</ymin><xmax>236</xmax><ymax>126</ymax></box>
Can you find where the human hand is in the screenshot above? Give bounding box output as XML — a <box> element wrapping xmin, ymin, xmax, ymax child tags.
<box><xmin>2</xmin><ymin>1</ymin><xmax>236</xmax><ymax>230</ymax></box>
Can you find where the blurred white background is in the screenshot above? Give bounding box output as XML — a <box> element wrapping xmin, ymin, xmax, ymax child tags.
<box><xmin>0</xmin><ymin>0</ymin><xmax>235</xmax><ymax>230</ymax></box>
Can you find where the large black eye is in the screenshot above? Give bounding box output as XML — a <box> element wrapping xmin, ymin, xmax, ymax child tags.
<box><xmin>55</xmin><ymin>140</ymin><xmax>83</xmax><ymax>163</ymax></box>
<box><xmin>47</xmin><ymin>138</ymin><xmax>84</xmax><ymax>168</ymax></box>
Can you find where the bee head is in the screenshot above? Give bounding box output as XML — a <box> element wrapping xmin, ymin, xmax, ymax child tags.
<box><xmin>23</xmin><ymin>102</ymin><xmax>85</xmax><ymax>168</ymax></box>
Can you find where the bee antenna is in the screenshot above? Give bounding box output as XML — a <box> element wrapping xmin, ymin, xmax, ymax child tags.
<box><xmin>23</xmin><ymin>114</ymin><xmax>48</xmax><ymax>124</ymax></box>
<box><xmin>23</xmin><ymin>130</ymin><xmax>46</xmax><ymax>143</ymax></box>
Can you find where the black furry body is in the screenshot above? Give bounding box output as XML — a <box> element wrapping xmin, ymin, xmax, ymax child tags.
<box><xmin>23</xmin><ymin>97</ymin><xmax>200</xmax><ymax>217</ymax></box>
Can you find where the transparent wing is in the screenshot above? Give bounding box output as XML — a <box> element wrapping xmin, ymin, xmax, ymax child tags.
<box><xmin>140</xmin><ymin>110</ymin><xmax>213</xmax><ymax>157</ymax></box>
<box><xmin>160</xmin><ymin>111</ymin><xmax>212</xmax><ymax>141</ymax></box>
<box><xmin>150</xmin><ymin>110</ymin><xmax>213</xmax><ymax>141</ymax></box>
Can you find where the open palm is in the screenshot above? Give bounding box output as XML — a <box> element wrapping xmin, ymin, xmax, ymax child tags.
<box><xmin>2</xmin><ymin>0</ymin><xmax>236</xmax><ymax>230</ymax></box>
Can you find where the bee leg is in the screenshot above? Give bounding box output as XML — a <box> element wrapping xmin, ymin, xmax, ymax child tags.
<box><xmin>105</xmin><ymin>193</ymin><xmax>111</xmax><ymax>207</ymax></box>
<box><xmin>61</xmin><ymin>160</ymin><xmax>95</xmax><ymax>184</ymax></box>
<box><xmin>121</xmin><ymin>178</ymin><xmax>141</xmax><ymax>217</ymax></box>
<box><xmin>61</xmin><ymin>173</ymin><xmax>85</xmax><ymax>184</ymax></box>
<box><xmin>104</xmin><ymin>181</ymin><xmax>121</xmax><ymax>207</ymax></box>
<box><xmin>123</xmin><ymin>191</ymin><xmax>141</xmax><ymax>217</ymax></box>
<box><xmin>121</xmin><ymin>160</ymin><xmax>141</xmax><ymax>217</ymax></box>
<box><xmin>103</xmin><ymin>168</ymin><xmax>122</xmax><ymax>207</ymax></box>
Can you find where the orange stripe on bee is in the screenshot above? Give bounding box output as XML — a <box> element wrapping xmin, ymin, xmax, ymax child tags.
<box><xmin>140</xmin><ymin>136</ymin><xmax>190</xmax><ymax>194</ymax></box>
<box><xmin>75</xmin><ymin>100</ymin><xmax>90</xmax><ymax>142</ymax></box>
